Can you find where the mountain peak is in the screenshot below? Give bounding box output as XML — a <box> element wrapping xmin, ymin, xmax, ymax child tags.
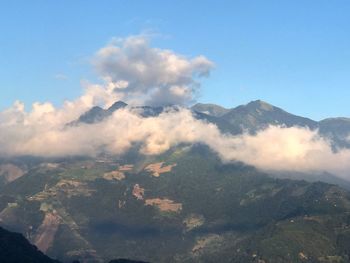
<box><xmin>246</xmin><ymin>100</ymin><xmax>274</xmax><ymax>111</ymax></box>
<box><xmin>108</xmin><ymin>101</ymin><xmax>128</xmax><ymax>112</ymax></box>
<box><xmin>77</xmin><ymin>106</ymin><xmax>106</xmax><ymax>124</ymax></box>
<box><xmin>191</xmin><ymin>103</ymin><xmax>230</xmax><ymax>117</ymax></box>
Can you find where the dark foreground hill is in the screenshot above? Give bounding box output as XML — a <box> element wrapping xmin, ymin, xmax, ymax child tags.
<box><xmin>0</xmin><ymin>226</ymin><xmax>60</xmax><ymax>263</ymax></box>
<box><xmin>0</xmin><ymin>225</ymin><xmax>149</xmax><ymax>263</ymax></box>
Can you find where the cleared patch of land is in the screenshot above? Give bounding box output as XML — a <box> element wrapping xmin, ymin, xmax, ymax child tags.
<box><xmin>34</xmin><ymin>212</ymin><xmax>61</xmax><ymax>253</ymax></box>
<box><xmin>103</xmin><ymin>164</ymin><xmax>134</xmax><ymax>181</ymax></box>
<box><xmin>0</xmin><ymin>164</ymin><xmax>25</xmax><ymax>183</ymax></box>
<box><xmin>29</xmin><ymin>180</ymin><xmax>95</xmax><ymax>201</ymax></box>
<box><xmin>132</xmin><ymin>184</ymin><xmax>145</xmax><ymax>200</ymax></box>
<box><xmin>183</xmin><ymin>214</ymin><xmax>205</xmax><ymax>231</ymax></box>
<box><xmin>145</xmin><ymin>198</ymin><xmax>182</xmax><ymax>212</ymax></box>
<box><xmin>145</xmin><ymin>162</ymin><xmax>177</xmax><ymax>177</ymax></box>
<box><xmin>103</xmin><ymin>170</ymin><xmax>125</xmax><ymax>181</ymax></box>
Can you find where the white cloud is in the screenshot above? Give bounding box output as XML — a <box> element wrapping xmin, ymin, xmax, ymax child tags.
<box><xmin>1</xmin><ymin>102</ymin><xmax>350</xmax><ymax>179</ymax></box>
<box><xmin>93</xmin><ymin>35</ymin><xmax>214</xmax><ymax>106</ymax></box>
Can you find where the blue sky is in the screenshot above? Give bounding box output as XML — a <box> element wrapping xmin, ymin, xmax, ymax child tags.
<box><xmin>0</xmin><ymin>0</ymin><xmax>349</xmax><ymax>120</ymax></box>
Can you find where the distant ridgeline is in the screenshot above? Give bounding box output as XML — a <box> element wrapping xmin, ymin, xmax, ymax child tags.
<box><xmin>74</xmin><ymin>99</ymin><xmax>350</xmax><ymax>149</ymax></box>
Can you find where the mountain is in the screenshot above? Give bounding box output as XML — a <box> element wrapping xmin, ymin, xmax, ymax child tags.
<box><xmin>319</xmin><ymin>118</ymin><xmax>350</xmax><ymax>149</ymax></box>
<box><xmin>130</xmin><ymin>106</ymin><xmax>166</xmax><ymax>117</ymax></box>
<box><xmin>193</xmin><ymin>100</ymin><xmax>350</xmax><ymax>151</ymax></box>
<box><xmin>106</xmin><ymin>101</ymin><xmax>128</xmax><ymax>114</ymax></box>
<box><xmin>0</xmin><ymin>225</ymin><xmax>60</xmax><ymax>263</ymax></box>
<box><xmin>74</xmin><ymin>99</ymin><xmax>350</xmax><ymax>149</ymax></box>
<box><xmin>193</xmin><ymin>100</ymin><xmax>318</xmax><ymax>135</ymax></box>
<box><xmin>2</xmin><ymin>100</ymin><xmax>350</xmax><ymax>262</ymax></box>
<box><xmin>191</xmin><ymin>103</ymin><xmax>230</xmax><ymax>117</ymax></box>
<box><xmin>221</xmin><ymin>100</ymin><xmax>318</xmax><ymax>132</ymax></box>
<box><xmin>75</xmin><ymin>101</ymin><xmax>128</xmax><ymax>125</ymax></box>
<box><xmin>77</xmin><ymin>106</ymin><xmax>107</xmax><ymax>124</ymax></box>
<box><xmin>74</xmin><ymin>99</ymin><xmax>322</xmax><ymax>136</ymax></box>
<box><xmin>73</xmin><ymin>101</ymin><xmax>169</xmax><ymax>125</ymax></box>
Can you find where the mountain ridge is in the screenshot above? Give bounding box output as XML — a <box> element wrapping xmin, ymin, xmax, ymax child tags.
<box><xmin>72</xmin><ymin>99</ymin><xmax>350</xmax><ymax>150</ymax></box>
<box><xmin>75</xmin><ymin>99</ymin><xmax>349</xmax><ymax>130</ymax></box>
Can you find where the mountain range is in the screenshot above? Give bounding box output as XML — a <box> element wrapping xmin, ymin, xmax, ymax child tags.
<box><xmin>1</xmin><ymin>100</ymin><xmax>350</xmax><ymax>262</ymax></box>
<box><xmin>74</xmin><ymin>99</ymin><xmax>350</xmax><ymax>149</ymax></box>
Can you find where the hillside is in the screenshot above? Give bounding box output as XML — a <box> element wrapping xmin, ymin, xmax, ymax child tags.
<box><xmin>0</xmin><ymin>145</ymin><xmax>350</xmax><ymax>262</ymax></box>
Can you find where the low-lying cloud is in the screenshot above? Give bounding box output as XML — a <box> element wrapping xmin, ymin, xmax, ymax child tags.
<box><xmin>2</xmin><ymin>104</ymin><xmax>350</xmax><ymax>179</ymax></box>
<box><xmin>1</xmin><ymin>35</ymin><xmax>350</xmax><ymax>180</ymax></box>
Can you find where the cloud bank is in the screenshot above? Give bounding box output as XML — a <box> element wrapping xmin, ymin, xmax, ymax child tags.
<box><xmin>1</xmin><ymin>35</ymin><xmax>350</xmax><ymax>180</ymax></box>
<box><xmin>2</xmin><ymin>104</ymin><xmax>350</xmax><ymax>178</ymax></box>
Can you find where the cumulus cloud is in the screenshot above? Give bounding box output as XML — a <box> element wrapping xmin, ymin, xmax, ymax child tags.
<box><xmin>220</xmin><ymin>126</ymin><xmax>350</xmax><ymax>177</ymax></box>
<box><xmin>93</xmin><ymin>35</ymin><xmax>214</xmax><ymax>106</ymax></box>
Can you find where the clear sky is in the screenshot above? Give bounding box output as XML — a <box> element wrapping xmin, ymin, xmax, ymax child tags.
<box><xmin>0</xmin><ymin>0</ymin><xmax>349</xmax><ymax>120</ymax></box>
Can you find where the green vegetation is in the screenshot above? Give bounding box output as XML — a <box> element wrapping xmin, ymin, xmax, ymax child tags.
<box><xmin>1</xmin><ymin>146</ymin><xmax>350</xmax><ymax>262</ymax></box>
